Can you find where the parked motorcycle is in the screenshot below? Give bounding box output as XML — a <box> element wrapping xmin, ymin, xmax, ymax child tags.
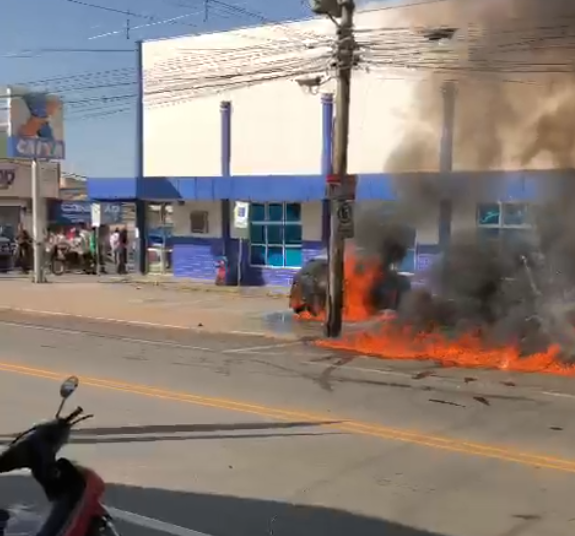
<box><xmin>0</xmin><ymin>376</ymin><xmax>120</xmax><ymax>536</ymax></box>
<box><xmin>49</xmin><ymin>243</ymin><xmax>94</xmax><ymax>276</ymax></box>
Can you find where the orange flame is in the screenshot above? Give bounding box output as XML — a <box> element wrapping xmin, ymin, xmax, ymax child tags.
<box><xmin>317</xmin><ymin>325</ymin><xmax>575</xmax><ymax>376</ymax></box>
<box><xmin>308</xmin><ymin>255</ymin><xmax>575</xmax><ymax>376</ymax></box>
<box><xmin>295</xmin><ymin>254</ymin><xmax>380</xmax><ymax>322</ymax></box>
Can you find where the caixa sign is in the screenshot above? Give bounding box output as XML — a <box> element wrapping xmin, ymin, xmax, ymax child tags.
<box><xmin>0</xmin><ymin>168</ymin><xmax>16</xmax><ymax>190</ymax></box>
<box><xmin>61</xmin><ymin>202</ymin><xmax>91</xmax><ymax>214</ymax></box>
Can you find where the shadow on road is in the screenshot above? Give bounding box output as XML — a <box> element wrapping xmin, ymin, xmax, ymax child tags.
<box><xmin>0</xmin><ymin>421</ymin><xmax>341</xmax><ymax>446</ymax></box>
<box><xmin>1</xmin><ymin>474</ymin><xmax>446</xmax><ymax>536</ymax></box>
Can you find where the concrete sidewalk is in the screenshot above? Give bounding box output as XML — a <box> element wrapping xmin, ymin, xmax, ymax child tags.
<box><xmin>0</xmin><ymin>272</ymin><xmax>290</xmax><ymax>298</ymax></box>
<box><xmin>0</xmin><ymin>278</ymin><xmax>299</xmax><ymax>338</ymax></box>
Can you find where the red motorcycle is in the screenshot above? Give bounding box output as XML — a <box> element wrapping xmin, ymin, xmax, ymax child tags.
<box><xmin>0</xmin><ymin>377</ymin><xmax>120</xmax><ymax>536</ymax></box>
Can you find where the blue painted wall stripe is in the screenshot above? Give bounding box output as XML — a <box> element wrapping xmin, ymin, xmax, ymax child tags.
<box><xmin>88</xmin><ymin>170</ymin><xmax>575</xmax><ymax>203</ymax></box>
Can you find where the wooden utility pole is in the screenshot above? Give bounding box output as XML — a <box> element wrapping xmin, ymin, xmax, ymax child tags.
<box><xmin>325</xmin><ymin>0</ymin><xmax>355</xmax><ymax>338</ymax></box>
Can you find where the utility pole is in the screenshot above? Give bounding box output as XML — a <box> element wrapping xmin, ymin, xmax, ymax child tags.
<box><xmin>311</xmin><ymin>0</ymin><xmax>356</xmax><ymax>337</ymax></box>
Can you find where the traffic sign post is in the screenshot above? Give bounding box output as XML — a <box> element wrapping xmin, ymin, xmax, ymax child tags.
<box><xmin>233</xmin><ymin>201</ymin><xmax>250</xmax><ymax>286</ymax></box>
<box><xmin>325</xmin><ymin>173</ymin><xmax>357</xmax><ymax>200</ymax></box>
<box><xmin>337</xmin><ymin>199</ymin><xmax>354</xmax><ymax>239</ymax></box>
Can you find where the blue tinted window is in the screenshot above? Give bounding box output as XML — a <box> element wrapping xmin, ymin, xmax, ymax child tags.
<box><xmin>285</xmin><ymin>203</ymin><xmax>301</xmax><ymax>222</ymax></box>
<box><xmin>284</xmin><ymin>225</ymin><xmax>302</xmax><ymax>245</ymax></box>
<box><xmin>248</xmin><ymin>203</ymin><xmax>303</xmax><ymax>268</ymax></box>
<box><xmin>266</xmin><ymin>226</ymin><xmax>283</xmax><ymax>245</ymax></box>
<box><xmin>285</xmin><ymin>247</ymin><xmax>303</xmax><ymax>267</ymax></box>
<box><xmin>477</xmin><ymin>203</ymin><xmax>500</xmax><ymax>225</ymax></box>
<box><xmin>250</xmin><ymin>245</ymin><xmax>266</xmax><ymax>266</ymax></box>
<box><xmin>251</xmin><ymin>204</ymin><xmax>265</xmax><ymax>223</ymax></box>
<box><xmin>502</xmin><ymin>203</ymin><xmax>528</xmax><ymax>226</ymax></box>
<box><xmin>267</xmin><ymin>247</ymin><xmax>284</xmax><ymax>267</ymax></box>
<box><xmin>249</xmin><ymin>224</ymin><xmax>265</xmax><ymax>244</ymax></box>
<box><xmin>268</xmin><ymin>204</ymin><xmax>283</xmax><ymax>222</ymax></box>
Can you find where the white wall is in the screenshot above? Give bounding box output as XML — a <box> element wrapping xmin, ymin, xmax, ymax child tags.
<box><xmin>143</xmin><ymin>0</ymin><xmax>574</xmax><ymax>178</ymax></box>
<box><xmin>0</xmin><ymin>161</ymin><xmax>59</xmax><ymax>198</ymax></box>
<box><xmin>141</xmin><ymin>8</ymin><xmax>441</xmax><ymax>177</ymax></box>
<box><xmin>172</xmin><ymin>201</ymin><xmax>222</xmax><ymax>238</ymax></box>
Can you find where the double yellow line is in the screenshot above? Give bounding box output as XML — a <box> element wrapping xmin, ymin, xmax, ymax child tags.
<box><xmin>1</xmin><ymin>361</ymin><xmax>575</xmax><ymax>473</ymax></box>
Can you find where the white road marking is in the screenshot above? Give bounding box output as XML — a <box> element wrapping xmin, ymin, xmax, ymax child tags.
<box><xmin>304</xmin><ymin>360</ymin><xmax>411</xmax><ymax>378</ymax></box>
<box><xmin>223</xmin><ymin>341</ymin><xmax>300</xmax><ymax>354</ymax></box>
<box><xmin>105</xmin><ymin>506</ymin><xmax>212</xmax><ymax>536</ymax></box>
<box><xmin>0</xmin><ymin>319</ymin><xmax>216</xmax><ymax>353</ymax></box>
<box><xmin>0</xmin><ymin>307</ymin><xmax>192</xmax><ymax>331</ymax></box>
<box><xmin>541</xmin><ymin>390</ymin><xmax>575</xmax><ymax>400</ymax></box>
<box><xmin>0</xmin><ymin>307</ymin><xmax>294</xmax><ymax>342</ymax></box>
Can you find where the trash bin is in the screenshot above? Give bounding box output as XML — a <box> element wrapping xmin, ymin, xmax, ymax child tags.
<box><xmin>214</xmin><ymin>256</ymin><xmax>227</xmax><ymax>286</ymax></box>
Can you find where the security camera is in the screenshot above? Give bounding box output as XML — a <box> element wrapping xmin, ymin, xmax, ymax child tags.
<box><xmin>295</xmin><ymin>75</ymin><xmax>323</xmax><ymax>88</ymax></box>
<box><xmin>309</xmin><ymin>0</ymin><xmax>342</xmax><ymax>17</ymax></box>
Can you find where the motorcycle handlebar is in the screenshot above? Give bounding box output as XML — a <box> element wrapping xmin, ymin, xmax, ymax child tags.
<box><xmin>65</xmin><ymin>406</ymin><xmax>84</xmax><ymax>423</ymax></box>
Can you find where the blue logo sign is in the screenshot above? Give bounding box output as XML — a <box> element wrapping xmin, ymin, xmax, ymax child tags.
<box><xmin>50</xmin><ymin>201</ymin><xmax>122</xmax><ymax>225</ymax></box>
<box><xmin>61</xmin><ymin>202</ymin><xmax>91</xmax><ymax>214</ymax></box>
<box><xmin>8</xmin><ymin>137</ymin><xmax>65</xmax><ymax>159</ymax></box>
<box><xmin>0</xmin><ymin>168</ymin><xmax>16</xmax><ymax>190</ymax></box>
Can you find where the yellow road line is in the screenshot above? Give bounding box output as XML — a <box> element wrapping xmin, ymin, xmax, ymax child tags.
<box><xmin>1</xmin><ymin>361</ymin><xmax>574</xmax><ymax>473</ymax></box>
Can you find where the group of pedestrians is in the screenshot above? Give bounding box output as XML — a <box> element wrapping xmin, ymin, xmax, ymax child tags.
<box><xmin>45</xmin><ymin>224</ymin><xmax>131</xmax><ymax>275</ymax></box>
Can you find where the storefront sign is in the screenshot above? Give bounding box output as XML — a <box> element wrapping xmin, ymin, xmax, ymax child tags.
<box><xmin>50</xmin><ymin>201</ymin><xmax>122</xmax><ymax>225</ymax></box>
<box><xmin>0</xmin><ymin>168</ymin><xmax>16</xmax><ymax>190</ymax></box>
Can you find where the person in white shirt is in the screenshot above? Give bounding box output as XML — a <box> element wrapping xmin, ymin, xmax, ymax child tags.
<box><xmin>110</xmin><ymin>228</ymin><xmax>120</xmax><ymax>269</ymax></box>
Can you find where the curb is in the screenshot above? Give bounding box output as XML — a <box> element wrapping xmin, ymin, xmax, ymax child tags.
<box><xmin>0</xmin><ymin>306</ymin><xmax>301</xmax><ymax>341</ymax></box>
<box><xmin>114</xmin><ymin>279</ymin><xmax>289</xmax><ymax>299</ymax></box>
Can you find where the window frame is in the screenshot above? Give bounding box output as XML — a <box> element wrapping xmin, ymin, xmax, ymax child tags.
<box><xmin>249</xmin><ymin>202</ymin><xmax>303</xmax><ymax>269</ymax></box>
<box><xmin>476</xmin><ymin>201</ymin><xmax>532</xmax><ymax>243</ymax></box>
<box><xmin>476</xmin><ymin>202</ymin><xmax>532</xmax><ymax>228</ymax></box>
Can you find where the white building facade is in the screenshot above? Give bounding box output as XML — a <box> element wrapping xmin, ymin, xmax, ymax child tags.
<box><xmin>112</xmin><ymin>0</ymin><xmax>570</xmax><ymax>283</ymax></box>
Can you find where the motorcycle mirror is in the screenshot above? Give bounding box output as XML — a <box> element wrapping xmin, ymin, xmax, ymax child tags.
<box><xmin>59</xmin><ymin>376</ymin><xmax>79</xmax><ymax>399</ymax></box>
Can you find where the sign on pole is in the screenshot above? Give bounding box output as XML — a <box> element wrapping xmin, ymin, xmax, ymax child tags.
<box><xmin>91</xmin><ymin>203</ymin><xmax>101</xmax><ymax>227</ymax></box>
<box><xmin>233</xmin><ymin>201</ymin><xmax>249</xmax><ymax>229</ymax></box>
<box><xmin>337</xmin><ymin>200</ymin><xmax>354</xmax><ymax>239</ymax></box>
<box><xmin>4</xmin><ymin>86</ymin><xmax>65</xmax><ymax>160</ymax></box>
<box><xmin>326</xmin><ymin>174</ymin><xmax>357</xmax><ymax>200</ymax></box>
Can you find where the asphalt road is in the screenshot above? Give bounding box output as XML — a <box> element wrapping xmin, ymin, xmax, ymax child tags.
<box><xmin>1</xmin><ymin>312</ymin><xmax>575</xmax><ymax>536</ymax></box>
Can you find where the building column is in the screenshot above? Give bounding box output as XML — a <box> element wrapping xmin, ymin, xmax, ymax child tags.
<box><xmin>438</xmin><ymin>81</ymin><xmax>456</xmax><ymax>248</ymax></box>
<box><xmin>135</xmin><ymin>40</ymin><xmax>147</xmax><ymax>275</ymax></box>
<box><xmin>220</xmin><ymin>101</ymin><xmax>232</xmax><ymax>256</ymax></box>
<box><xmin>321</xmin><ymin>93</ymin><xmax>334</xmax><ymax>247</ymax></box>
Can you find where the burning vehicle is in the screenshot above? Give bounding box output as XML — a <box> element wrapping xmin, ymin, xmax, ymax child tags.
<box><xmin>304</xmin><ymin>207</ymin><xmax>575</xmax><ymax>375</ymax></box>
<box><xmin>289</xmin><ymin>220</ymin><xmax>415</xmax><ymax>318</ymax></box>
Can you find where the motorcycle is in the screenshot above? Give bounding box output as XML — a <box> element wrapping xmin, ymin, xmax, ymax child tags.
<box><xmin>0</xmin><ymin>376</ymin><xmax>120</xmax><ymax>536</ymax></box>
<box><xmin>49</xmin><ymin>243</ymin><xmax>95</xmax><ymax>276</ymax></box>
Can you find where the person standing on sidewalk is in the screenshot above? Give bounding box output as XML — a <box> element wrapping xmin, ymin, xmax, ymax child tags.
<box><xmin>110</xmin><ymin>227</ymin><xmax>120</xmax><ymax>271</ymax></box>
<box><xmin>15</xmin><ymin>224</ymin><xmax>32</xmax><ymax>274</ymax></box>
<box><xmin>79</xmin><ymin>224</ymin><xmax>93</xmax><ymax>274</ymax></box>
<box><xmin>118</xmin><ymin>227</ymin><xmax>128</xmax><ymax>274</ymax></box>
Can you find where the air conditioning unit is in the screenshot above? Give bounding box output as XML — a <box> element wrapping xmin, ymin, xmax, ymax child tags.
<box><xmin>309</xmin><ymin>0</ymin><xmax>342</xmax><ymax>17</ymax></box>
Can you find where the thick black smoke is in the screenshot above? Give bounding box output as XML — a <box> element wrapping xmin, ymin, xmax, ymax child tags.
<box><xmin>355</xmin><ymin>0</ymin><xmax>575</xmax><ymax>360</ymax></box>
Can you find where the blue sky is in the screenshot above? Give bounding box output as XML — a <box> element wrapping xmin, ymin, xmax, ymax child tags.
<box><xmin>1</xmin><ymin>0</ymin><xmax>375</xmax><ymax>178</ymax></box>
